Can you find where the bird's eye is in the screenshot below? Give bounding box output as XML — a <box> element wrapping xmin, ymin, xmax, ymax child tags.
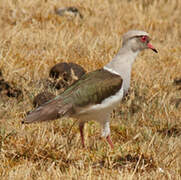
<box><xmin>141</xmin><ymin>36</ymin><xmax>147</xmax><ymax>42</ymax></box>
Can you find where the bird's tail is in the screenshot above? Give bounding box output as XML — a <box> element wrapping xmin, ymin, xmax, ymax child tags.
<box><xmin>22</xmin><ymin>98</ymin><xmax>73</xmax><ymax>124</ymax></box>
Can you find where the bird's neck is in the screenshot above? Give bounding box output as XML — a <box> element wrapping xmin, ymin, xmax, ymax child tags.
<box><xmin>104</xmin><ymin>47</ymin><xmax>140</xmax><ymax>93</ymax></box>
<box><xmin>105</xmin><ymin>47</ymin><xmax>139</xmax><ymax>72</ymax></box>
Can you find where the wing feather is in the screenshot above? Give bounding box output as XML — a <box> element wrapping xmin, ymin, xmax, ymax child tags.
<box><xmin>23</xmin><ymin>69</ymin><xmax>123</xmax><ymax>123</ymax></box>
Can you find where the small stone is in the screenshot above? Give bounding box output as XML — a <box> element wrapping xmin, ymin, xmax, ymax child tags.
<box><xmin>55</xmin><ymin>7</ymin><xmax>83</xmax><ymax>19</ymax></box>
<box><xmin>0</xmin><ymin>79</ymin><xmax>22</xmax><ymax>98</ymax></box>
<box><xmin>49</xmin><ymin>62</ymin><xmax>86</xmax><ymax>90</ymax></box>
<box><xmin>173</xmin><ymin>78</ymin><xmax>181</xmax><ymax>86</ymax></box>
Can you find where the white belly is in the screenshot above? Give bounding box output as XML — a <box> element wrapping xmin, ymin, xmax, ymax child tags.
<box><xmin>74</xmin><ymin>87</ymin><xmax>124</xmax><ymax>122</ymax></box>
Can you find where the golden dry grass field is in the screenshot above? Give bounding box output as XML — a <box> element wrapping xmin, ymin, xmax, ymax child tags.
<box><xmin>0</xmin><ymin>0</ymin><xmax>181</xmax><ymax>179</ymax></box>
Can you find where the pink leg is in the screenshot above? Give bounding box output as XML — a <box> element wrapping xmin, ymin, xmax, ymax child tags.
<box><xmin>79</xmin><ymin>122</ymin><xmax>85</xmax><ymax>148</ymax></box>
<box><xmin>106</xmin><ymin>135</ymin><xmax>114</xmax><ymax>149</ymax></box>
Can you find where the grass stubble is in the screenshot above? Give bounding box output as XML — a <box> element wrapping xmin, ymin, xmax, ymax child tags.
<box><xmin>0</xmin><ymin>0</ymin><xmax>181</xmax><ymax>179</ymax></box>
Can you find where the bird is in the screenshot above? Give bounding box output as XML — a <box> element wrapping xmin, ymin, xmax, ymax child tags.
<box><xmin>23</xmin><ymin>30</ymin><xmax>158</xmax><ymax>149</ymax></box>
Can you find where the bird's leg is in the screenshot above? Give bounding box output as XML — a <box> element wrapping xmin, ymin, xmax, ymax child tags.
<box><xmin>79</xmin><ymin>122</ymin><xmax>85</xmax><ymax>147</ymax></box>
<box><xmin>100</xmin><ymin>117</ymin><xmax>114</xmax><ymax>149</ymax></box>
<box><xmin>106</xmin><ymin>135</ymin><xmax>114</xmax><ymax>149</ymax></box>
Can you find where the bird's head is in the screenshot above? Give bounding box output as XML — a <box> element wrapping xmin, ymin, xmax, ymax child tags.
<box><xmin>122</xmin><ymin>30</ymin><xmax>158</xmax><ymax>53</ymax></box>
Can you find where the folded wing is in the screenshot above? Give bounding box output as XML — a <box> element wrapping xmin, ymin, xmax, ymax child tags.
<box><xmin>23</xmin><ymin>69</ymin><xmax>123</xmax><ymax>123</ymax></box>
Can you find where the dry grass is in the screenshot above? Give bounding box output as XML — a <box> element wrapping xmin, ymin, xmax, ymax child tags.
<box><xmin>0</xmin><ymin>0</ymin><xmax>181</xmax><ymax>179</ymax></box>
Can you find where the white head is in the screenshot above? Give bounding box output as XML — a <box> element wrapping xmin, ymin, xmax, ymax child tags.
<box><xmin>122</xmin><ymin>30</ymin><xmax>158</xmax><ymax>53</ymax></box>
